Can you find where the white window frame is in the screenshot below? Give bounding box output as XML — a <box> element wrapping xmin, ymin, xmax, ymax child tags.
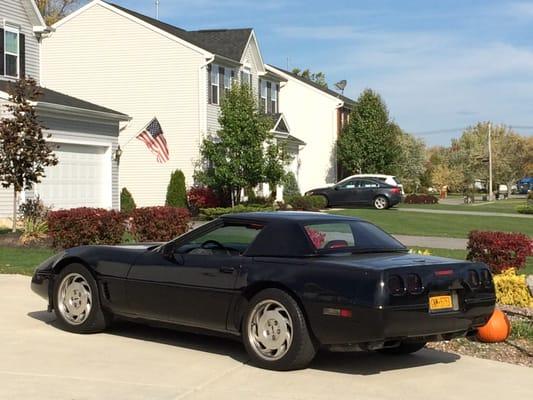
<box><xmin>260</xmin><ymin>80</ymin><xmax>267</xmax><ymax>112</ymax></box>
<box><xmin>241</xmin><ymin>67</ymin><xmax>251</xmax><ymax>86</ymax></box>
<box><xmin>224</xmin><ymin>68</ymin><xmax>232</xmax><ymax>95</ymax></box>
<box><xmin>210</xmin><ymin>63</ymin><xmax>219</xmax><ymax>105</ymax></box>
<box><xmin>4</xmin><ymin>25</ymin><xmax>20</xmax><ymax>79</ymax></box>
<box><xmin>271</xmin><ymin>83</ymin><xmax>278</xmax><ymax>113</ymax></box>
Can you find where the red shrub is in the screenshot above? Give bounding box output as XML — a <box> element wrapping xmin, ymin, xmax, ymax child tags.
<box><xmin>467</xmin><ymin>231</ymin><xmax>533</xmax><ymax>273</ymax></box>
<box><xmin>187</xmin><ymin>186</ymin><xmax>219</xmax><ymax>209</ymax></box>
<box><xmin>404</xmin><ymin>194</ymin><xmax>438</xmax><ymax>204</ymax></box>
<box><xmin>47</xmin><ymin>208</ymin><xmax>125</xmax><ymax>249</ymax></box>
<box><xmin>131</xmin><ymin>206</ymin><xmax>190</xmax><ymax>242</ymax></box>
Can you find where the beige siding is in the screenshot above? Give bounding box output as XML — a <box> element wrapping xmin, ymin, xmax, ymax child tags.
<box><xmin>0</xmin><ymin>0</ymin><xmax>40</xmax><ymax>80</ymax></box>
<box><xmin>41</xmin><ymin>3</ymin><xmax>206</xmax><ymax>207</ymax></box>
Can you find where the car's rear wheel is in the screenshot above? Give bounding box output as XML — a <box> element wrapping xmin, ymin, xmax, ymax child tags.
<box><xmin>378</xmin><ymin>341</ymin><xmax>427</xmax><ymax>355</ymax></box>
<box><xmin>373</xmin><ymin>195</ymin><xmax>389</xmax><ymax>210</ymax></box>
<box><xmin>54</xmin><ymin>263</ymin><xmax>111</xmax><ymax>333</ymax></box>
<box><xmin>243</xmin><ymin>289</ymin><xmax>317</xmax><ymax>370</ymax></box>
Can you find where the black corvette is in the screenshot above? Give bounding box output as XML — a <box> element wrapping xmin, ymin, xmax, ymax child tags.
<box><xmin>31</xmin><ymin>212</ymin><xmax>496</xmax><ymax>370</ymax></box>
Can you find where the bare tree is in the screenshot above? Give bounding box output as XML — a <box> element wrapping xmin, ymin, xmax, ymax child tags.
<box><xmin>36</xmin><ymin>0</ymin><xmax>82</xmax><ymax>25</ymax></box>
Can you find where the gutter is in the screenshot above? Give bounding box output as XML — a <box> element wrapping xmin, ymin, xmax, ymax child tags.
<box><xmin>34</xmin><ymin>101</ymin><xmax>131</xmax><ymax>122</ymax></box>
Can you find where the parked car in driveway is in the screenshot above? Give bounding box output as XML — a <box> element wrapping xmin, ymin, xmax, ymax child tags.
<box><xmin>517</xmin><ymin>177</ymin><xmax>533</xmax><ymax>194</ymax></box>
<box><xmin>305</xmin><ymin>177</ymin><xmax>402</xmax><ymax>209</ymax></box>
<box><xmin>31</xmin><ymin>212</ymin><xmax>495</xmax><ymax>371</ymax></box>
<box><xmin>343</xmin><ymin>174</ymin><xmax>404</xmax><ymax>194</ymax></box>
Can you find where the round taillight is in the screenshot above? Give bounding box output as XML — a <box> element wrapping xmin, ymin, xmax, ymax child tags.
<box><xmin>481</xmin><ymin>269</ymin><xmax>492</xmax><ymax>285</ymax></box>
<box><xmin>468</xmin><ymin>270</ymin><xmax>480</xmax><ymax>287</ymax></box>
<box><xmin>388</xmin><ymin>275</ymin><xmax>405</xmax><ymax>296</ymax></box>
<box><xmin>406</xmin><ymin>273</ymin><xmax>423</xmax><ymax>294</ymax></box>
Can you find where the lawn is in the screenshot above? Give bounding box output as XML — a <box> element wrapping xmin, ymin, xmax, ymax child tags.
<box><xmin>399</xmin><ymin>198</ymin><xmax>527</xmax><ymax>214</ymax></box>
<box><xmin>0</xmin><ymin>247</ymin><xmax>54</xmax><ymax>276</ymax></box>
<box><xmin>328</xmin><ymin>208</ymin><xmax>533</xmax><ymax>238</ymax></box>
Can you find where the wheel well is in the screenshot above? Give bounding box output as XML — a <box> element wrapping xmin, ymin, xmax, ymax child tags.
<box><xmin>53</xmin><ymin>257</ymin><xmax>93</xmax><ymax>276</ymax></box>
<box><xmin>236</xmin><ymin>281</ymin><xmax>317</xmax><ymax>342</ymax></box>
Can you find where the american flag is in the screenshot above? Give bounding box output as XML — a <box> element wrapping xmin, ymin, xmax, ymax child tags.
<box><xmin>136</xmin><ymin>117</ymin><xmax>169</xmax><ymax>163</ymax></box>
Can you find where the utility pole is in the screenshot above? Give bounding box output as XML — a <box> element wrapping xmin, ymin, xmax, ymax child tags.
<box><xmin>155</xmin><ymin>0</ymin><xmax>160</xmax><ymax>19</ymax></box>
<box><xmin>488</xmin><ymin>122</ymin><xmax>493</xmax><ymax>201</ymax></box>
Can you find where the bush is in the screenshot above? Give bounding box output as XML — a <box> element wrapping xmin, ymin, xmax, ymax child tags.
<box><xmin>493</xmin><ymin>269</ymin><xmax>533</xmax><ymax>307</ymax></box>
<box><xmin>18</xmin><ymin>196</ymin><xmax>50</xmax><ymax>245</ymax></box>
<box><xmin>187</xmin><ymin>186</ymin><xmax>219</xmax><ymax>209</ymax></box>
<box><xmin>287</xmin><ymin>195</ymin><xmax>327</xmax><ymax>211</ymax></box>
<box><xmin>243</xmin><ymin>195</ymin><xmax>273</xmax><ymax>207</ymax></box>
<box><xmin>47</xmin><ymin>208</ymin><xmax>125</xmax><ymax>249</ymax></box>
<box><xmin>466</xmin><ymin>230</ymin><xmax>533</xmax><ymax>273</ymax></box>
<box><xmin>200</xmin><ymin>205</ymin><xmax>274</xmax><ymax>220</ymax></box>
<box><xmin>516</xmin><ymin>205</ymin><xmax>533</xmax><ymax>214</ymax></box>
<box><xmin>120</xmin><ymin>187</ymin><xmax>136</xmax><ymax>214</ymax></box>
<box><xmin>283</xmin><ymin>172</ymin><xmax>300</xmax><ymax>200</ymax></box>
<box><xmin>166</xmin><ymin>170</ymin><xmax>187</xmax><ymax>207</ymax></box>
<box><xmin>404</xmin><ymin>194</ymin><xmax>438</xmax><ymax>204</ymax></box>
<box><xmin>131</xmin><ymin>206</ymin><xmax>190</xmax><ymax>242</ymax></box>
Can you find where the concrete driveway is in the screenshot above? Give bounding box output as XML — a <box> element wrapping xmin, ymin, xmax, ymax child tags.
<box><xmin>1</xmin><ymin>274</ymin><xmax>531</xmax><ymax>400</ymax></box>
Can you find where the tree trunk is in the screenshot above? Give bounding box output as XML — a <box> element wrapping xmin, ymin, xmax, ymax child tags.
<box><xmin>12</xmin><ymin>189</ymin><xmax>17</xmax><ymax>233</ymax></box>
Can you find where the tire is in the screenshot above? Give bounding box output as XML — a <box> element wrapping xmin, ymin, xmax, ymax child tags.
<box><xmin>53</xmin><ymin>263</ymin><xmax>111</xmax><ymax>333</ymax></box>
<box><xmin>378</xmin><ymin>341</ymin><xmax>426</xmax><ymax>355</ymax></box>
<box><xmin>373</xmin><ymin>195</ymin><xmax>389</xmax><ymax>210</ymax></box>
<box><xmin>242</xmin><ymin>288</ymin><xmax>317</xmax><ymax>371</ymax></box>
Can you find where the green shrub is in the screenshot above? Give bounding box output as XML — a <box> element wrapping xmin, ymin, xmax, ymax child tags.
<box><xmin>516</xmin><ymin>205</ymin><xmax>533</xmax><ymax>214</ymax></box>
<box><xmin>287</xmin><ymin>195</ymin><xmax>327</xmax><ymax>211</ymax></box>
<box><xmin>200</xmin><ymin>205</ymin><xmax>274</xmax><ymax>220</ymax></box>
<box><xmin>120</xmin><ymin>187</ymin><xmax>136</xmax><ymax>214</ymax></box>
<box><xmin>283</xmin><ymin>172</ymin><xmax>300</xmax><ymax>200</ymax></box>
<box><xmin>243</xmin><ymin>195</ymin><xmax>273</xmax><ymax>207</ymax></box>
<box><xmin>166</xmin><ymin>169</ymin><xmax>187</xmax><ymax>207</ymax></box>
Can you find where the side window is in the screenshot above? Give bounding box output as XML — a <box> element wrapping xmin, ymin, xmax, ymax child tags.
<box><xmin>304</xmin><ymin>223</ymin><xmax>355</xmax><ymax>249</ymax></box>
<box><xmin>360</xmin><ymin>179</ymin><xmax>379</xmax><ymax>188</ymax></box>
<box><xmin>339</xmin><ymin>180</ymin><xmax>356</xmax><ymax>190</ymax></box>
<box><xmin>177</xmin><ymin>224</ymin><xmax>263</xmax><ymax>255</ymax></box>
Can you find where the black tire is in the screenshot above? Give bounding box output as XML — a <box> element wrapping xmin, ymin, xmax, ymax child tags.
<box><xmin>53</xmin><ymin>263</ymin><xmax>111</xmax><ymax>333</ymax></box>
<box><xmin>378</xmin><ymin>341</ymin><xmax>427</xmax><ymax>355</ymax></box>
<box><xmin>242</xmin><ymin>288</ymin><xmax>317</xmax><ymax>371</ymax></box>
<box><xmin>373</xmin><ymin>195</ymin><xmax>389</xmax><ymax>210</ymax></box>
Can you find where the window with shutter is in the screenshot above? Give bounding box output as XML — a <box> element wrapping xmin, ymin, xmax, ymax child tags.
<box><xmin>272</xmin><ymin>84</ymin><xmax>278</xmax><ymax>113</ymax></box>
<box><xmin>260</xmin><ymin>79</ymin><xmax>267</xmax><ymax>112</ymax></box>
<box><xmin>218</xmin><ymin>66</ymin><xmax>225</xmax><ymax>102</ymax></box>
<box><xmin>210</xmin><ymin>64</ymin><xmax>219</xmax><ymax>105</ymax></box>
<box><xmin>266</xmin><ymin>82</ymin><xmax>272</xmax><ymax>114</ymax></box>
<box><xmin>4</xmin><ymin>27</ymin><xmax>19</xmax><ymax>78</ymax></box>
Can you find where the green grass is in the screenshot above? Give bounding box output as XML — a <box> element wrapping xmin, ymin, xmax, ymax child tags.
<box><xmin>328</xmin><ymin>208</ymin><xmax>533</xmax><ymax>238</ymax></box>
<box><xmin>0</xmin><ymin>247</ymin><xmax>54</xmax><ymax>276</ymax></box>
<box><xmin>510</xmin><ymin>320</ymin><xmax>533</xmax><ymax>340</ymax></box>
<box><xmin>399</xmin><ymin>199</ymin><xmax>527</xmax><ymax>214</ymax></box>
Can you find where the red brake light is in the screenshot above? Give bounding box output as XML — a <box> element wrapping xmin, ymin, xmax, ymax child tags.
<box><xmin>391</xmin><ymin>187</ymin><xmax>401</xmax><ymax>193</ymax></box>
<box><xmin>434</xmin><ymin>269</ymin><xmax>454</xmax><ymax>277</ymax></box>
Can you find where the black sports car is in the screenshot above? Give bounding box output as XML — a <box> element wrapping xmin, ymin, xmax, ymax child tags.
<box><xmin>31</xmin><ymin>212</ymin><xmax>495</xmax><ymax>370</ymax></box>
<box><xmin>305</xmin><ymin>177</ymin><xmax>402</xmax><ymax>209</ymax></box>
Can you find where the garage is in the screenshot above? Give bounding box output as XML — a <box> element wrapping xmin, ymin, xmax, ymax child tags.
<box><xmin>35</xmin><ymin>143</ymin><xmax>110</xmax><ymax>210</ymax></box>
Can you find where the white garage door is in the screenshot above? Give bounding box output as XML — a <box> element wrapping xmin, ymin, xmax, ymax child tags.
<box><xmin>35</xmin><ymin>143</ymin><xmax>109</xmax><ymax>210</ymax></box>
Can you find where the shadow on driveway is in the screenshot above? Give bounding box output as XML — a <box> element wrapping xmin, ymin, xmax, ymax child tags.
<box><xmin>28</xmin><ymin>310</ymin><xmax>460</xmax><ymax>375</ymax></box>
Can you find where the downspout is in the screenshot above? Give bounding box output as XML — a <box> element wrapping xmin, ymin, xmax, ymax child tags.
<box><xmin>333</xmin><ymin>100</ymin><xmax>344</xmax><ymax>182</ymax></box>
<box><xmin>198</xmin><ymin>55</ymin><xmax>215</xmax><ymax>159</ymax></box>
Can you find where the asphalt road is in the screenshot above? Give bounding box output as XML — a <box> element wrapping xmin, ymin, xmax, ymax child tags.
<box><xmin>1</xmin><ymin>274</ymin><xmax>531</xmax><ymax>400</ymax></box>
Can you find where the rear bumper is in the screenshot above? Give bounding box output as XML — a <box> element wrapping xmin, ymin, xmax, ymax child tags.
<box><xmin>311</xmin><ymin>296</ymin><xmax>495</xmax><ymax>347</ymax></box>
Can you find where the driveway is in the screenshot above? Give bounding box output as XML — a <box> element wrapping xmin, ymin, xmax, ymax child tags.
<box><xmin>1</xmin><ymin>274</ymin><xmax>531</xmax><ymax>400</ymax></box>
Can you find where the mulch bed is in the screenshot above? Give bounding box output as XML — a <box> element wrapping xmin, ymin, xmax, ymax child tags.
<box><xmin>0</xmin><ymin>232</ymin><xmax>52</xmax><ymax>248</ymax></box>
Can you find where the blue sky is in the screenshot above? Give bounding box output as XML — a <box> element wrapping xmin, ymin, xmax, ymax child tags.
<box><xmin>104</xmin><ymin>0</ymin><xmax>533</xmax><ymax>145</ymax></box>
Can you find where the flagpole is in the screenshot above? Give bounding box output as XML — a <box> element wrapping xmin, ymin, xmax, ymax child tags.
<box><xmin>120</xmin><ymin>117</ymin><xmax>157</xmax><ymax>149</ymax></box>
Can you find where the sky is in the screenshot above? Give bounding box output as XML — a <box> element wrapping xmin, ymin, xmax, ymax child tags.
<box><xmin>96</xmin><ymin>0</ymin><xmax>533</xmax><ymax>145</ymax></box>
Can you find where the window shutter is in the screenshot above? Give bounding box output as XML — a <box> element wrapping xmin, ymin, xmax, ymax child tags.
<box><xmin>207</xmin><ymin>64</ymin><xmax>212</xmax><ymax>103</ymax></box>
<box><xmin>0</xmin><ymin>29</ymin><xmax>4</xmax><ymax>76</ymax></box>
<box><xmin>219</xmin><ymin>66</ymin><xmax>225</xmax><ymax>102</ymax></box>
<box><xmin>19</xmin><ymin>33</ymin><xmax>26</xmax><ymax>78</ymax></box>
<box><xmin>267</xmin><ymin>82</ymin><xmax>272</xmax><ymax>114</ymax></box>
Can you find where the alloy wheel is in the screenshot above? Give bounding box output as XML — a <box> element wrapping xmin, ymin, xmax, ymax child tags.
<box><xmin>57</xmin><ymin>273</ymin><xmax>93</xmax><ymax>325</ymax></box>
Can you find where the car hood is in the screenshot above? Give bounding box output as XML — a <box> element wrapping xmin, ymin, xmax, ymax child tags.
<box><xmin>307</xmin><ymin>185</ymin><xmax>333</xmax><ymax>193</ymax></box>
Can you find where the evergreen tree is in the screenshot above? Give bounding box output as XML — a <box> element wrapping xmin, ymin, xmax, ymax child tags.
<box><xmin>0</xmin><ymin>78</ymin><xmax>58</xmax><ymax>232</ymax></box>
<box><xmin>120</xmin><ymin>187</ymin><xmax>136</xmax><ymax>213</ymax></box>
<box><xmin>166</xmin><ymin>169</ymin><xmax>187</xmax><ymax>207</ymax></box>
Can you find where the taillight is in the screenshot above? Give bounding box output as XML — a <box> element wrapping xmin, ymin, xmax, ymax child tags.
<box><xmin>480</xmin><ymin>269</ymin><xmax>492</xmax><ymax>286</ymax></box>
<box><xmin>468</xmin><ymin>270</ymin><xmax>480</xmax><ymax>287</ymax></box>
<box><xmin>406</xmin><ymin>273</ymin><xmax>423</xmax><ymax>294</ymax></box>
<box><xmin>391</xmin><ymin>187</ymin><xmax>401</xmax><ymax>194</ymax></box>
<box><xmin>388</xmin><ymin>275</ymin><xmax>405</xmax><ymax>296</ymax></box>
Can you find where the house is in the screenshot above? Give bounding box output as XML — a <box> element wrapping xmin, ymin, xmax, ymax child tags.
<box><xmin>0</xmin><ymin>0</ymin><xmax>129</xmax><ymax>223</ymax></box>
<box><xmin>266</xmin><ymin>65</ymin><xmax>354</xmax><ymax>192</ymax></box>
<box><xmin>40</xmin><ymin>0</ymin><xmax>322</xmax><ymax>206</ymax></box>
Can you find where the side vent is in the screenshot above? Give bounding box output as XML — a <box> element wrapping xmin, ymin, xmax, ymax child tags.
<box><xmin>102</xmin><ymin>282</ymin><xmax>111</xmax><ymax>301</ymax></box>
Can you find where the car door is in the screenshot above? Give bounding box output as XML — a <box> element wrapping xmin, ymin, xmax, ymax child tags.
<box><xmin>356</xmin><ymin>179</ymin><xmax>380</xmax><ymax>204</ymax></box>
<box><xmin>125</xmin><ymin>222</ymin><xmax>261</xmax><ymax>331</ymax></box>
<box><xmin>331</xmin><ymin>179</ymin><xmax>359</xmax><ymax>205</ymax></box>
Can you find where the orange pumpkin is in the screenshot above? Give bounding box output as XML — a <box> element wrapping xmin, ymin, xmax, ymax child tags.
<box><xmin>476</xmin><ymin>309</ymin><xmax>511</xmax><ymax>343</ymax></box>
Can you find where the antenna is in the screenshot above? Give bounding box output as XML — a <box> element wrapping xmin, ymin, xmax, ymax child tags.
<box><xmin>334</xmin><ymin>80</ymin><xmax>347</xmax><ymax>95</ymax></box>
<box><xmin>155</xmin><ymin>0</ymin><xmax>160</xmax><ymax>19</ymax></box>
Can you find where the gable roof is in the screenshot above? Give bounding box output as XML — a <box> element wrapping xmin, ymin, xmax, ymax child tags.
<box><xmin>107</xmin><ymin>2</ymin><xmax>252</xmax><ymax>62</ymax></box>
<box><xmin>21</xmin><ymin>0</ymin><xmax>48</xmax><ymax>31</ymax></box>
<box><xmin>0</xmin><ymin>80</ymin><xmax>129</xmax><ymax>119</ymax></box>
<box><xmin>268</xmin><ymin>65</ymin><xmax>355</xmax><ymax>107</ymax></box>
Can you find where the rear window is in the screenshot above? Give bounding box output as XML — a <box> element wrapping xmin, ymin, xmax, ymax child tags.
<box><xmin>303</xmin><ymin>222</ymin><xmax>405</xmax><ymax>252</ymax></box>
<box><xmin>392</xmin><ymin>176</ymin><xmax>401</xmax><ymax>185</ymax></box>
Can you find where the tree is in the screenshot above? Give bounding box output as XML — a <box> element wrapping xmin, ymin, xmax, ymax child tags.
<box><xmin>36</xmin><ymin>0</ymin><xmax>81</xmax><ymax>25</ymax></box>
<box><xmin>291</xmin><ymin>68</ymin><xmax>328</xmax><ymax>88</ymax></box>
<box><xmin>0</xmin><ymin>78</ymin><xmax>58</xmax><ymax>232</ymax></box>
<box><xmin>120</xmin><ymin>187</ymin><xmax>136</xmax><ymax>213</ymax></box>
<box><xmin>336</xmin><ymin>89</ymin><xmax>401</xmax><ymax>177</ymax></box>
<box><xmin>195</xmin><ymin>84</ymin><xmax>288</xmax><ymax>205</ymax></box>
<box><xmin>395</xmin><ymin>131</ymin><xmax>427</xmax><ymax>193</ymax></box>
<box><xmin>166</xmin><ymin>169</ymin><xmax>187</xmax><ymax>207</ymax></box>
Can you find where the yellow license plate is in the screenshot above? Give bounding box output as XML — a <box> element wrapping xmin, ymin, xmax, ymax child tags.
<box><xmin>429</xmin><ymin>295</ymin><xmax>453</xmax><ymax>311</ymax></box>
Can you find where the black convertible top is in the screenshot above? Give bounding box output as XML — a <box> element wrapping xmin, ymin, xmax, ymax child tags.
<box><xmin>220</xmin><ymin>212</ymin><xmax>367</xmax><ymax>257</ymax></box>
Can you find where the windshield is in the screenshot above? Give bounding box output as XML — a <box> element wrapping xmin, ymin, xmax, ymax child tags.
<box><xmin>303</xmin><ymin>221</ymin><xmax>405</xmax><ymax>253</ymax></box>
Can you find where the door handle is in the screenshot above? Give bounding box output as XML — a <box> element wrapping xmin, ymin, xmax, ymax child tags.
<box><xmin>219</xmin><ymin>266</ymin><xmax>236</xmax><ymax>274</ymax></box>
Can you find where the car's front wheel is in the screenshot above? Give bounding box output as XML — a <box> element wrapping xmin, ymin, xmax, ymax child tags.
<box><xmin>373</xmin><ymin>195</ymin><xmax>389</xmax><ymax>210</ymax></box>
<box><xmin>54</xmin><ymin>263</ymin><xmax>111</xmax><ymax>333</ymax></box>
<box><xmin>243</xmin><ymin>289</ymin><xmax>317</xmax><ymax>370</ymax></box>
